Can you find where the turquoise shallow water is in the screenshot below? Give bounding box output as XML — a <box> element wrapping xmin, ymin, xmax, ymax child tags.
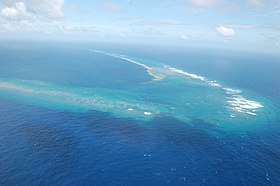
<box><xmin>0</xmin><ymin>41</ymin><xmax>280</xmax><ymax>185</ymax></box>
<box><xmin>0</xmin><ymin>48</ymin><xmax>276</xmax><ymax>128</ymax></box>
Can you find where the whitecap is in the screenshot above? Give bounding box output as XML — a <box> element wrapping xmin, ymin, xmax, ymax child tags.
<box><xmin>144</xmin><ymin>112</ymin><xmax>152</xmax><ymax>116</ymax></box>
<box><xmin>227</xmin><ymin>95</ymin><xmax>263</xmax><ymax>116</ymax></box>
<box><xmin>207</xmin><ymin>81</ymin><xmax>222</xmax><ymax>87</ymax></box>
<box><xmin>167</xmin><ymin>67</ymin><xmax>206</xmax><ymax>81</ymax></box>
<box><xmin>223</xmin><ymin>88</ymin><xmax>242</xmax><ymax>95</ymax></box>
<box><xmin>246</xmin><ymin>112</ymin><xmax>257</xmax><ymax>116</ymax></box>
<box><xmin>89</xmin><ymin>49</ymin><xmax>164</xmax><ymax>81</ymax></box>
<box><xmin>166</xmin><ymin>66</ymin><xmax>223</xmax><ymax>88</ymax></box>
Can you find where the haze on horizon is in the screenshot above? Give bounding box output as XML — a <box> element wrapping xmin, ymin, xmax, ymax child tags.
<box><xmin>0</xmin><ymin>0</ymin><xmax>279</xmax><ymax>53</ymax></box>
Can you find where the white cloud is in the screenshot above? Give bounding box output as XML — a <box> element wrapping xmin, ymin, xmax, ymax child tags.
<box><xmin>216</xmin><ymin>26</ymin><xmax>236</xmax><ymax>37</ymax></box>
<box><xmin>70</xmin><ymin>4</ymin><xmax>78</xmax><ymax>12</ymax></box>
<box><xmin>1</xmin><ymin>2</ymin><xmax>34</xmax><ymax>21</ymax></box>
<box><xmin>180</xmin><ymin>34</ymin><xmax>188</xmax><ymax>41</ymax></box>
<box><xmin>59</xmin><ymin>24</ymin><xmax>98</xmax><ymax>34</ymax></box>
<box><xmin>120</xmin><ymin>27</ymin><xmax>165</xmax><ymax>37</ymax></box>
<box><xmin>104</xmin><ymin>3</ymin><xmax>125</xmax><ymax>13</ymax></box>
<box><xmin>1</xmin><ymin>6</ymin><xmax>18</xmax><ymax>18</ymax></box>
<box><xmin>28</xmin><ymin>0</ymin><xmax>65</xmax><ymax>20</ymax></box>
<box><xmin>132</xmin><ymin>27</ymin><xmax>164</xmax><ymax>36</ymax></box>
<box><xmin>190</xmin><ymin>0</ymin><xmax>280</xmax><ymax>10</ymax></box>
<box><xmin>0</xmin><ymin>0</ymin><xmax>65</xmax><ymax>33</ymax></box>
<box><xmin>262</xmin><ymin>33</ymin><xmax>280</xmax><ymax>47</ymax></box>
<box><xmin>247</xmin><ymin>0</ymin><xmax>266</xmax><ymax>7</ymax></box>
<box><xmin>190</xmin><ymin>0</ymin><xmax>219</xmax><ymax>8</ymax></box>
<box><xmin>45</xmin><ymin>0</ymin><xmax>65</xmax><ymax>19</ymax></box>
<box><xmin>0</xmin><ymin>0</ymin><xmax>65</xmax><ymax>20</ymax></box>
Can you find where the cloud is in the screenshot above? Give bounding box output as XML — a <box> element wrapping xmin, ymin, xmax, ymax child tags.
<box><xmin>0</xmin><ymin>0</ymin><xmax>65</xmax><ymax>20</ymax></box>
<box><xmin>132</xmin><ymin>27</ymin><xmax>164</xmax><ymax>36</ymax></box>
<box><xmin>70</xmin><ymin>4</ymin><xmax>78</xmax><ymax>12</ymax></box>
<box><xmin>0</xmin><ymin>0</ymin><xmax>98</xmax><ymax>36</ymax></box>
<box><xmin>1</xmin><ymin>6</ymin><xmax>18</xmax><ymax>18</ymax></box>
<box><xmin>0</xmin><ymin>0</ymin><xmax>66</xmax><ymax>33</ymax></box>
<box><xmin>216</xmin><ymin>26</ymin><xmax>236</xmax><ymax>37</ymax></box>
<box><xmin>261</xmin><ymin>33</ymin><xmax>280</xmax><ymax>46</ymax></box>
<box><xmin>190</xmin><ymin>0</ymin><xmax>219</xmax><ymax>8</ymax></box>
<box><xmin>180</xmin><ymin>34</ymin><xmax>188</xmax><ymax>41</ymax></box>
<box><xmin>247</xmin><ymin>0</ymin><xmax>266</xmax><ymax>7</ymax></box>
<box><xmin>189</xmin><ymin>0</ymin><xmax>280</xmax><ymax>10</ymax></box>
<box><xmin>120</xmin><ymin>27</ymin><xmax>165</xmax><ymax>37</ymax></box>
<box><xmin>43</xmin><ymin>0</ymin><xmax>65</xmax><ymax>19</ymax></box>
<box><xmin>1</xmin><ymin>2</ymin><xmax>34</xmax><ymax>21</ymax></box>
<box><xmin>59</xmin><ymin>24</ymin><xmax>98</xmax><ymax>34</ymax></box>
<box><xmin>104</xmin><ymin>3</ymin><xmax>125</xmax><ymax>13</ymax></box>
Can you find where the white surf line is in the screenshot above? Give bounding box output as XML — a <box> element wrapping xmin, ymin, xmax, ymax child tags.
<box><xmin>164</xmin><ymin>66</ymin><xmax>264</xmax><ymax>116</ymax></box>
<box><xmin>89</xmin><ymin>50</ymin><xmax>264</xmax><ymax>116</ymax></box>
<box><xmin>89</xmin><ymin>49</ymin><xmax>164</xmax><ymax>81</ymax></box>
<box><xmin>166</xmin><ymin>66</ymin><xmax>221</xmax><ymax>87</ymax></box>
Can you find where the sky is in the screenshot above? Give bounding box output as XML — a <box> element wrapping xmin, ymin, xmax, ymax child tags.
<box><xmin>0</xmin><ymin>0</ymin><xmax>279</xmax><ymax>52</ymax></box>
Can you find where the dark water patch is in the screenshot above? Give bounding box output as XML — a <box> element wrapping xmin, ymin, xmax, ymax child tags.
<box><xmin>151</xmin><ymin>116</ymin><xmax>222</xmax><ymax>152</ymax></box>
<box><xmin>0</xmin><ymin>99</ymin><xmax>82</xmax><ymax>185</ymax></box>
<box><xmin>21</xmin><ymin>123</ymin><xmax>79</xmax><ymax>165</ymax></box>
<box><xmin>85</xmin><ymin>111</ymin><xmax>148</xmax><ymax>141</ymax></box>
<box><xmin>209</xmin><ymin>133</ymin><xmax>280</xmax><ymax>185</ymax></box>
<box><xmin>1</xmin><ymin>97</ymin><xmax>280</xmax><ymax>185</ymax></box>
<box><xmin>1</xmin><ymin>42</ymin><xmax>280</xmax><ymax>185</ymax></box>
<box><xmin>0</xmin><ymin>122</ymin><xmax>80</xmax><ymax>185</ymax></box>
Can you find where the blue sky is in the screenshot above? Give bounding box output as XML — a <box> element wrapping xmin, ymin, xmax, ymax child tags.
<box><xmin>0</xmin><ymin>0</ymin><xmax>279</xmax><ymax>52</ymax></box>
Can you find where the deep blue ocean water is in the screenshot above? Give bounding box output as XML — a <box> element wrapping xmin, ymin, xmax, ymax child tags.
<box><xmin>0</xmin><ymin>41</ymin><xmax>280</xmax><ymax>185</ymax></box>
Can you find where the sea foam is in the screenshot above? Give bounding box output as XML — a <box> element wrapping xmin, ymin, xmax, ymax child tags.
<box><xmin>166</xmin><ymin>67</ymin><xmax>222</xmax><ymax>87</ymax></box>
<box><xmin>90</xmin><ymin>50</ymin><xmax>265</xmax><ymax>117</ymax></box>
<box><xmin>164</xmin><ymin>66</ymin><xmax>263</xmax><ymax>116</ymax></box>
<box><xmin>89</xmin><ymin>49</ymin><xmax>165</xmax><ymax>81</ymax></box>
<box><xmin>0</xmin><ymin>50</ymin><xmax>267</xmax><ymax>121</ymax></box>
<box><xmin>227</xmin><ymin>95</ymin><xmax>263</xmax><ymax>115</ymax></box>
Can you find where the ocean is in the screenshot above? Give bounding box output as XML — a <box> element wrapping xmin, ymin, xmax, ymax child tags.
<box><xmin>0</xmin><ymin>40</ymin><xmax>279</xmax><ymax>185</ymax></box>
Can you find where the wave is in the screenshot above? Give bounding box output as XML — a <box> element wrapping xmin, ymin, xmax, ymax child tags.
<box><xmin>0</xmin><ymin>75</ymin><xmax>272</xmax><ymax>127</ymax></box>
<box><xmin>90</xmin><ymin>50</ymin><xmax>265</xmax><ymax>117</ymax></box>
<box><xmin>227</xmin><ymin>95</ymin><xmax>263</xmax><ymax>115</ymax></box>
<box><xmin>166</xmin><ymin>66</ymin><xmax>222</xmax><ymax>87</ymax></box>
<box><xmin>223</xmin><ymin>88</ymin><xmax>242</xmax><ymax>95</ymax></box>
<box><xmin>163</xmin><ymin>66</ymin><xmax>263</xmax><ymax>116</ymax></box>
<box><xmin>2</xmin><ymin>49</ymin><xmax>266</xmax><ymax>120</ymax></box>
<box><xmin>167</xmin><ymin>67</ymin><xmax>206</xmax><ymax>81</ymax></box>
<box><xmin>89</xmin><ymin>49</ymin><xmax>165</xmax><ymax>81</ymax></box>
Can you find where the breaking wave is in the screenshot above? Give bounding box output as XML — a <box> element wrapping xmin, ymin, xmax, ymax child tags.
<box><xmin>89</xmin><ymin>49</ymin><xmax>265</xmax><ymax>117</ymax></box>
<box><xmin>89</xmin><ymin>49</ymin><xmax>165</xmax><ymax>81</ymax></box>
<box><xmin>164</xmin><ymin>66</ymin><xmax>263</xmax><ymax>116</ymax></box>
<box><xmin>0</xmin><ymin>50</ymin><xmax>268</xmax><ymax>124</ymax></box>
